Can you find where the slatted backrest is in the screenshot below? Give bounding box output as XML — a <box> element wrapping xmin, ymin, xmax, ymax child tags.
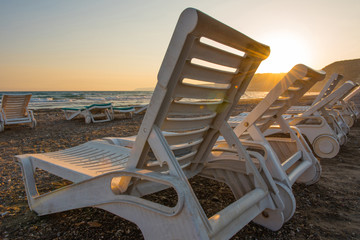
<box><xmin>233</xmin><ymin>64</ymin><xmax>326</xmax><ymax>136</ymax></box>
<box><xmin>302</xmin><ymin>81</ymin><xmax>356</xmax><ymax>116</ymax></box>
<box><xmin>127</xmin><ymin>8</ymin><xmax>270</xmax><ymax>172</ymax></box>
<box><xmin>1</xmin><ymin>94</ymin><xmax>32</xmax><ymax>119</ymax></box>
<box><xmin>342</xmin><ymin>84</ymin><xmax>360</xmax><ymax>103</ymax></box>
<box><xmin>312</xmin><ymin>73</ymin><xmax>343</xmax><ymax>105</ymax></box>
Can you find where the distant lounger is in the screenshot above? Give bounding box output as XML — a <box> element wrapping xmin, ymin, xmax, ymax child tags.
<box><xmin>332</xmin><ymin>84</ymin><xmax>360</xmax><ymax>125</ymax></box>
<box><xmin>281</xmin><ymin>81</ymin><xmax>358</xmax><ymax>158</ymax></box>
<box><xmin>0</xmin><ymin>93</ymin><xmax>37</xmax><ymax>132</ymax></box>
<box><xmin>133</xmin><ymin>104</ymin><xmax>148</xmax><ymax>114</ymax></box>
<box><xmin>62</xmin><ymin>103</ymin><xmax>114</xmax><ymax>124</ymax></box>
<box><xmin>286</xmin><ymin>73</ymin><xmax>343</xmax><ymax>113</ymax></box>
<box><xmin>112</xmin><ymin>106</ymin><xmax>135</xmax><ymax>118</ymax></box>
<box><xmin>229</xmin><ymin>80</ymin><xmax>356</xmax><ymax>159</ymax></box>
<box><xmin>226</xmin><ymin>64</ymin><xmax>325</xmax><ymax>189</ymax></box>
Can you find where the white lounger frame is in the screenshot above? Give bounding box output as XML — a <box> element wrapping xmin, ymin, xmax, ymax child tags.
<box><xmin>226</xmin><ymin>65</ymin><xmax>325</xmax><ymax>225</ymax></box>
<box><xmin>112</xmin><ymin>106</ymin><xmax>135</xmax><ymax>119</ymax></box>
<box><xmin>229</xmin><ymin>64</ymin><xmax>325</xmax><ymax>188</ymax></box>
<box><xmin>0</xmin><ymin>94</ymin><xmax>37</xmax><ymax>132</ymax></box>
<box><xmin>285</xmin><ymin>81</ymin><xmax>356</xmax><ymax>158</ymax></box>
<box><xmin>332</xmin><ymin>84</ymin><xmax>360</xmax><ymax>126</ymax></box>
<box><xmin>15</xmin><ymin>8</ymin><xmax>291</xmax><ymax>239</ymax></box>
<box><xmin>343</xmin><ymin>85</ymin><xmax>360</xmax><ymax>119</ymax></box>
<box><xmin>62</xmin><ymin>103</ymin><xmax>114</xmax><ymax>124</ymax></box>
<box><xmin>286</xmin><ymin>73</ymin><xmax>343</xmax><ymax>114</ymax></box>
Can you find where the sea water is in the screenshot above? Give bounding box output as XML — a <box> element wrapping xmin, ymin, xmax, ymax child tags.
<box><xmin>0</xmin><ymin>91</ymin><xmax>270</xmax><ymax>110</ymax></box>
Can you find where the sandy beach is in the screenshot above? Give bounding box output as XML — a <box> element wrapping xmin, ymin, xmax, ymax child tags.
<box><xmin>0</xmin><ymin>98</ymin><xmax>359</xmax><ymax>240</ymax></box>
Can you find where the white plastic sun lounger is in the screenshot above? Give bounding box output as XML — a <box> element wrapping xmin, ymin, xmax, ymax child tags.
<box><xmin>0</xmin><ymin>94</ymin><xmax>37</xmax><ymax>132</ymax></box>
<box><xmin>285</xmin><ymin>73</ymin><xmax>349</xmax><ymax>133</ymax></box>
<box><xmin>286</xmin><ymin>73</ymin><xmax>343</xmax><ymax>113</ymax></box>
<box><xmin>227</xmin><ymin>64</ymin><xmax>325</xmax><ymax>191</ymax></box>
<box><xmin>343</xmin><ymin>84</ymin><xmax>360</xmax><ymax>118</ymax></box>
<box><xmin>112</xmin><ymin>106</ymin><xmax>135</xmax><ymax>118</ymax></box>
<box><xmin>283</xmin><ymin>81</ymin><xmax>357</xmax><ymax>158</ymax></box>
<box><xmin>332</xmin><ymin>84</ymin><xmax>360</xmax><ymax>126</ymax></box>
<box><xmin>15</xmin><ymin>8</ymin><xmax>293</xmax><ymax>239</ymax></box>
<box><xmin>230</xmin><ymin>80</ymin><xmax>355</xmax><ymax>159</ymax></box>
<box><xmin>134</xmin><ymin>104</ymin><xmax>149</xmax><ymax>114</ymax></box>
<box><xmin>62</xmin><ymin>103</ymin><xmax>114</xmax><ymax>124</ymax></box>
<box><xmin>286</xmin><ymin>79</ymin><xmax>356</xmax><ymax>130</ymax></box>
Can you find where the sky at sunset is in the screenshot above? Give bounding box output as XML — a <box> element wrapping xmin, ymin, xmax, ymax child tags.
<box><xmin>1</xmin><ymin>0</ymin><xmax>359</xmax><ymax>91</ymax></box>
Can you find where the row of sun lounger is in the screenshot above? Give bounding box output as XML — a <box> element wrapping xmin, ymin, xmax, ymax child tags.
<box><xmin>0</xmin><ymin>97</ymin><xmax>137</xmax><ymax>131</ymax></box>
<box><xmin>9</xmin><ymin>8</ymin><xmax>360</xmax><ymax>239</ymax></box>
<box><xmin>62</xmin><ymin>103</ymin><xmax>135</xmax><ymax>123</ymax></box>
<box><xmin>228</xmin><ymin>73</ymin><xmax>360</xmax><ymax>159</ymax></box>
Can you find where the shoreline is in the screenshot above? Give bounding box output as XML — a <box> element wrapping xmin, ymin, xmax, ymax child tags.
<box><xmin>0</xmin><ymin>97</ymin><xmax>359</xmax><ymax>239</ymax></box>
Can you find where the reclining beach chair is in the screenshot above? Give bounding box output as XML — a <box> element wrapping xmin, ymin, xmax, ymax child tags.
<box><xmin>112</xmin><ymin>106</ymin><xmax>135</xmax><ymax>118</ymax></box>
<box><xmin>134</xmin><ymin>104</ymin><xmax>149</xmax><ymax>114</ymax></box>
<box><xmin>62</xmin><ymin>103</ymin><xmax>114</xmax><ymax>124</ymax></box>
<box><xmin>0</xmin><ymin>94</ymin><xmax>36</xmax><ymax>132</ymax></box>
<box><xmin>227</xmin><ymin>64</ymin><xmax>325</xmax><ymax>190</ymax></box>
<box><xmin>332</xmin><ymin>84</ymin><xmax>360</xmax><ymax>126</ymax></box>
<box><xmin>286</xmin><ymin>73</ymin><xmax>343</xmax><ymax>113</ymax></box>
<box><xmin>15</xmin><ymin>8</ymin><xmax>295</xmax><ymax>239</ymax></box>
<box><xmin>343</xmin><ymin>85</ymin><xmax>360</xmax><ymax>117</ymax></box>
<box><xmin>237</xmin><ymin>81</ymin><xmax>357</xmax><ymax>159</ymax></box>
<box><xmin>287</xmin><ymin>78</ymin><xmax>356</xmax><ymax>129</ymax></box>
<box><xmin>283</xmin><ymin>81</ymin><xmax>357</xmax><ymax>158</ymax></box>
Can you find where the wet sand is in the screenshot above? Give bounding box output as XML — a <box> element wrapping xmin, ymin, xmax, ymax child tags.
<box><xmin>0</xmin><ymin>98</ymin><xmax>359</xmax><ymax>239</ymax></box>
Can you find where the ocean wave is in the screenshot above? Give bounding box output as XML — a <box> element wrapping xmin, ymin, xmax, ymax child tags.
<box><xmin>30</xmin><ymin>97</ymin><xmax>54</xmax><ymax>102</ymax></box>
<box><xmin>1</xmin><ymin>90</ymin><xmax>264</xmax><ymax>110</ymax></box>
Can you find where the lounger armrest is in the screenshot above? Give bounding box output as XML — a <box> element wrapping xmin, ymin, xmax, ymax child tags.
<box><xmin>27</xmin><ymin>108</ymin><xmax>35</xmax><ymax>120</ymax></box>
<box><xmin>0</xmin><ymin>108</ymin><xmax>4</xmax><ymax>122</ymax></box>
<box><xmin>286</xmin><ymin>115</ymin><xmax>325</xmax><ymax>126</ymax></box>
<box><xmin>103</xmin><ymin>136</ymin><xmax>137</xmax><ymax>147</ymax></box>
<box><xmin>27</xmin><ymin>168</ymin><xmax>187</xmax><ymax>216</ymax></box>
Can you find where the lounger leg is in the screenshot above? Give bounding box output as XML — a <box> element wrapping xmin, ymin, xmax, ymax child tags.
<box><xmin>312</xmin><ymin>134</ymin><xmax>340</xmax><ymax>158</ymax></box>
<box><xmin>200</xmin><ymin>166</ymin><xmax>289</xmax><ymax>231</ymax></box>
<box><xmin>253</xmin><ymin>181</ymin><xmax>295</xmax><ymax>229</ymax></box>
<box><xmin>83</xmin><ymin>110</ymin><xmax>92</xmax><ymax>124</ymax></box>
<box><xmin>15</xmin><ymin>165</ymin><xmax>212</xmax><ymax>239</ymax></box>
<box><xmin>15</xmin><ymin>156</ymin><xmax>40</xmax><ymax>211</ymax></box>
<box><xmin>296</xmin><ymin>159</ymin><xmax>322</xmax><ymax>185</ymax></box>
<box><xmin>0</xmin><ymin>112</ymin><xmax>5</xmax><ymax>132</ymax></box>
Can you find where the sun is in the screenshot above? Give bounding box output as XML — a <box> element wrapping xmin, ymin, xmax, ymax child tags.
<box><xmin>256</xmin><ymin>32</ymin><xmax>310</xmax><ymax>73</ymax></box>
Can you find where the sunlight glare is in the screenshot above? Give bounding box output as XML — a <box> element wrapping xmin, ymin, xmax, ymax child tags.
<box><xmin>256</xmin><ymin>33</ymin><xmax>309</xmax><ymax>73</ymax></box>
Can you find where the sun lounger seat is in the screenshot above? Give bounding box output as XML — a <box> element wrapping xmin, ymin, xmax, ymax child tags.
<box><xmin>0</xmin><ymin>94</ymin><xmax>36</xmax><ymax>132</ymax></box>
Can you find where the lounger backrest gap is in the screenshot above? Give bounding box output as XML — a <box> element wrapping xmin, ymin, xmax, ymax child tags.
<box><xmin>1</xmin><ymin>94</ymin><xmax>32</xmax><ymax>119</ymax></box>
<box><xmin>234</xmin><ymin>65</ymin><xmax>325</xmax><ymax>136</ymax></box>
<box><xmin>126</xmin><ymin>8</ymin><xmax>270</xmax><ymax>176</ymax></box>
